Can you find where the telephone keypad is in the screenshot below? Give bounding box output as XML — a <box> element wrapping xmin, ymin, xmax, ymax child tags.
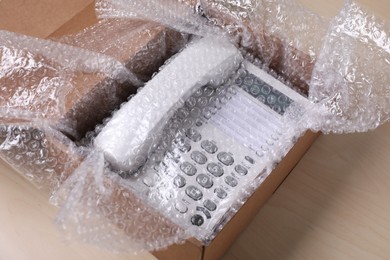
<box><xmin>196</xmin><ymin>174</ymin><xmax>213</xmax><ymax>189</ymax></box>
<box><xmin>137</xmin><ymin>68</ymin><xmax>298</xmax><ymax>236</ymax></box>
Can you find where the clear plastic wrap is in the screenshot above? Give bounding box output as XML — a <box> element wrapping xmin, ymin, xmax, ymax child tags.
<box><xmin>0</xmin><ymin>30</ymin><xmax>137</xmax><ymax>190</ymax></box>
<box><xmin>0</xmin><ymin>119</ymin><xmax>84</xmax><ymax>192</ymax></box>
<box><xmin>308</xmin><ymin>1</ymin><xmax>390</xmax><ymax>133</ymax></box>
<box><xmin>1</xmin><ymin>0</ymin><xmax>389</xmax><ymax>255</ymax></box>
<box><xmin>0</xmin><ymin>17</ymin><xmax>188</xmax><ymax>191</ymax></box>
<box><xmin>53</xmin><ymin>151</ymin><xmax>188</xmax><ymax>253</ymax></box>
<box><xmin>0</xmin><ymin>30</ymin><xmax>139</xmax><ymax>139</ymax></box>
<box><xmin>96</xmin><ymin>0</ymin><xmax>328</xmax><ymax>95</ymax></box>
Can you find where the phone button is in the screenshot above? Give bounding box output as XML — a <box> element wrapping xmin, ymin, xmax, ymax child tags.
<box><xmin>186</xmin><ymin>186</ymin><xmax>203</xmax><ymax>201</ymax></box>
<box><xmin>235</xmin><ymin>165</ymin><xmax>248</xmax><ymax>176</ymax></box>
<box><xmin>204</xmin><ymin>200</ymin><xmax>217</xmax><ymax>211</ymax></box>
<box><xmin>215</xmin><ymin>188</ymin><xmax>227</xmax><ymax>199</ymax></box>
<box><xmin>191</xmin><ymin>151</ymin><xmax>207</xmax><ymax>165</ymax></box>
<box><xmin>207</xmin><ymin>163</ymin><xmax>224</xmax><ymax>177</ymax></box>
<box><xmin>225</xmin><ymin>176</ymin><xmax>238</xmax><ymax>187</ymax></box>
<box><xmin>175</xmin><ymin>202</ymin><xmax>188</xmax><ymax>214</ymax></box>
<box><xmin>196</xmin><ymin>174</ymin><xmax>213</xmax><ymax>189</ymax></box>
<box><xmin>196</xmin><ymin>206</ymin><xmax>211</xmax><ymax>219</ymax></box>
<box><xmin>201</xmin><ymin>140</ymin><xmax>218</xmax><ymax>154</ymax></box>
<box><xmin>180</xmin><ymin>162</ymin><xmax>197</xmax><ymax>176</ymax></box>
<box><xmin>245</xmin><ymin>156</ymin><xmax>255</xmax><ymax>164</ymax></box>
<box><xmin>186</xmin><ymin>128</ymin><xmax>202</xmax><ymax>142</ymax></box>
<box><xmin>217</xmin><ymin>152</ymin><xmax>234</xmax><ymax>166</ymax></box>
<box><xmin>191</xmin><ymin>214</ymin><xmax>204</xmax><ymax>226</ymax></box>
<box><xmin>173</xmin><ymin>175</ymin><xmax>186</xmax><ymax>188</ymax></box>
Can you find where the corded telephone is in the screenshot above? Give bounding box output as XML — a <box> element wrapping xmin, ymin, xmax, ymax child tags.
<box><xmin>95</xmin><ymin>37</ymin><xmax>310</xmax><ymax>241</ymax></box>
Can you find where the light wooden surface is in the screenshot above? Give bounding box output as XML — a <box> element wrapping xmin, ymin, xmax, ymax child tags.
<box><xmin>0</xmin><ymin>1</ymin><xmax>389</xmax><ymax>260</ymax></box>
<box><xmin>223</xmin><ymin>124</ymin><xmax>390</xmax><ymax>260</ymax></box>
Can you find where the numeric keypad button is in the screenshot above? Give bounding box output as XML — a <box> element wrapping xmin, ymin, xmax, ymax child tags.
<box><xmin>245</xmin><ymin>156</ymin><xmax>255</xmax><ymax>164</ymax></box>
<box><xmin>217</xmin><ymin>152</ymin><xmax>234</xmax><ymax>166</ymax></box>
<box><xmin>196</xmin><ymin>174</ymin><xmax>213</xmax><ymax>189</ymax></box>
<box><xmin>207</xmin><ymin>162</ymin><xmax>224</xmax><ymax>177</ymax></box>
<box><xmin>186</xmin><ymin>186</ymin><xmax>203</xmax><ymax>201</ymax></box>
<box><xmin>180</xmin><ymin>162</ymin><xmax>197</xmax><ymax>176</ymax></box>
<box><xmin>225</xmin><ymin>176</ymin><xmax>238</xmax><ymax>187</ymax></box>
<box><xmin>175</xmin><ymin>202</ymin><xmax>188</xmax><ymax>214</ymax></box>
<box><xmin>214</xmin><ymin>188</ymin><xmax>227</xmax><ymax>199</ymax></box>
<box><xmin>186</xmin><ymin>128</ymin><xmax>202</xmax><ymax>142</ymax></box>
<box><xmin>201</xmin><ymin>140</ymin><xmax>218</xmax><ymax>154</ymax></box>
<box><xmin>191</xmin><ymin>214</ymin><xmax>204</xmax><ymax>226</ymax></box>
<box><xmin>191</xmin><ymin>151</ymin><xmax>207</xmax><ymax>165</ymax></box>
<box><xmin>204</xmin><ymin>200</ymin><xmax>217</xmax><ymax>211</ymax></box>
<box><xmin>235</xmin><ymin>165</ymin><xmax>248</xmax><ymax>176</ymax></box>
<box><xmin>173</xmin><ymin>175</ymin><xmax>186</xmax><ymax>188</ymax></box>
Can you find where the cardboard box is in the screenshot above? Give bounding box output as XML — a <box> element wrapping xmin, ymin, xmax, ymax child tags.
<box><xmin>48</xmin><ymin>4</ymin><xmax>319</xmax><ymax>259</ymax></box>
<box><xmin>0</xmin><ymin>3</ymin><xmax>319</xmax><ymax>259</ymax></box>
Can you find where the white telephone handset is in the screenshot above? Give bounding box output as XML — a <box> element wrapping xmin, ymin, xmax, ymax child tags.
<box><xmin>95</xmin><ymin>37</ymin><xmax>243</xmax><ymax>173</ymax></box>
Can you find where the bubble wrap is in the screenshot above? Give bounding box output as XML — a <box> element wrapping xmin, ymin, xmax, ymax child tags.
<box><xmin>0</xmin><ymin>30</ymin><xmax>139</xmax><ymax>139</ymax></box>
<box><xmin>309</xmin><ymin>1</ymin><xmax>390</xmax><ymax>133</ymax></box>
<box><xmin>2</xmin><ymin>0</ymin><xmax>390</xmax><ymax>255</ymax></box>
<box><xmin>52</xmin><ymin>19</ymin><xmax>188</xmax><ymax>82</ymax></box>
<box><xmin>96</xmin><ymin>0</ymin><xmax>328</xmax><ymax>95</ymax></box>
<box><xmin>53</xmin><ymin>151</ymin><xmax>188</xmax><ymax>253</ymax></box>
<box><xmin>0</xmin><ymin>119</ymin><xmax>84</xmax><ymax>192</ymax></box>
<box><xmin>0</xmin><ymin>30</ymin><xmax>138</xmax><ymax>190</ymax></box>
<box><xmin>54</xmin><ymin>34</ymin><xmax>315</xmax><ymax>252</ymax></box>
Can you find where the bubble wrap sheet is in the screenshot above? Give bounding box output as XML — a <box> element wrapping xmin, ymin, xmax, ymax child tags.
<box><xmin>1</xmin><ymin>0</ymin><xmax>389</xmax><ymax>255</ymax></box>
<box><xmin>309</xmin><ymin>1</ymin><xmax>390</xmax><ymax>133</ymax></box>
<box><xmin>52</xmin><ymin>19</ymin><xmax>188</xmax><ymax>82</ymax></box>
<box><xmin>0</xmin><ymin>30</ymin><xmax>136</xmax><ymax>190</ymax></box>
<box><xmin>0</xmin><ymin>17</ymin><xmax>188</xmax><ymax>191</ymax></box>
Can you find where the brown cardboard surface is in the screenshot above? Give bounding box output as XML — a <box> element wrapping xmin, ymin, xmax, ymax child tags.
<box><xmin>0</xmin><ymin>0</ymin><xmax>94</xmax><ymax>38</ymax></box>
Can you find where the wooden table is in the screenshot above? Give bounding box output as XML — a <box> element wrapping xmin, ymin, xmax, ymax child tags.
<box><xmin>0</xmin><ymin>1</ymin><xmax>389</xmax><ymax>259</ymax></box>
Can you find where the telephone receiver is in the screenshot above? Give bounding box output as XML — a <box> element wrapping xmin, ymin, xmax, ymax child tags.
<box><xmin>95</xmin><ymin>37</ymin><xmax>244</xmax><ymax>173</ymax></box>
